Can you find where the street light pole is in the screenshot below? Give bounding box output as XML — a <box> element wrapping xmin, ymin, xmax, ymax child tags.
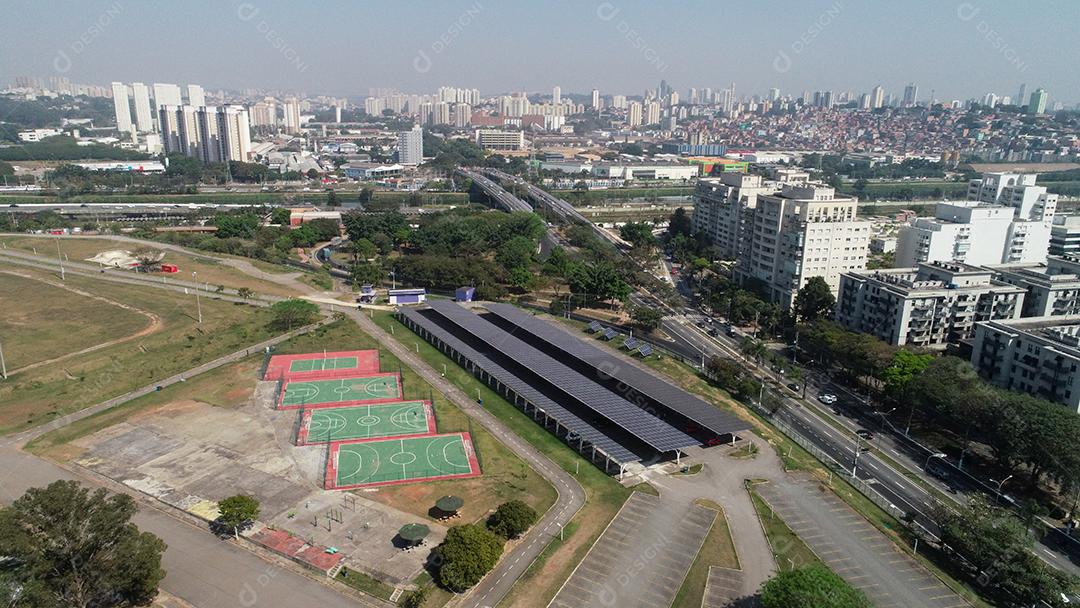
<box><xmin>852</xmin><ymin>434</ymin><xmax>862</xmax><ymax>478</ymax></box>
<box><xmin>0</xmin><ymin>338</ymin><xmax>7</xmax><ymax>379</ymax></box>
<box><xmin>192</xmin><ymin>272</ymin><xmax>202</xmax><ymax>323</ymax></box>
<box><xmin>55</xmin><ymin>236</ymin><xmax>65</xmax><ymax>281</ymax></box>
<box><xmin>991</xmin><ymin>475</ymin><xmax>1013</xmax><ymax>504</ymax></box>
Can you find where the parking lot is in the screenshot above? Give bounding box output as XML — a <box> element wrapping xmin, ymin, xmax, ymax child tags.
<box><xmin>549</xmin><ymin>492</ymin><xmax>716</xmax><ymax>608</ymax></box>
<box><xmin>756</xmin><ymin>479</ymin><xmax>968</xmax><ymax>608</ymax></box>
<box><xmin>702</xmin><ymin>567</ymin><xmax>755</xmax><ymax>608</ymax></box>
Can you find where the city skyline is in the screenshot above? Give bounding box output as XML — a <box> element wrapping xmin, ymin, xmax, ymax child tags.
<box><xmin>3</xmin><ymin>0</ymin><xmax>1079</xmax><ymax>103</ymax></box>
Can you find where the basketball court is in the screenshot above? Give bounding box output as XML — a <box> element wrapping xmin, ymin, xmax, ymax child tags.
<box><xmin>296</xmin><ymin>401</ymin><xmax>435</xmax><ymax>445</ymax></box>
<box><xmin>325</xmin><ymin>433</ymin><xmax>481</xmax><ymax>490</ymax></box>
<box><xmin>277</xmin><ymin>373</ymin><xmax>402</xmax><ymax>410</ymax></box>
<box><xmin>263</xmin><ymin>350</ymin><xmax>380</xmax><ymax>381</ymax></box>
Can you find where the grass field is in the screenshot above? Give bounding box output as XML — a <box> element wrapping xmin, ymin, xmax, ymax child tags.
<box><xmin>0</xmin><ymin>271</ymin><xmax>152</xmax><ymax>370</ymax></box>
<box><xmin>672</xmin><ymin>499</ymin><xmax>740</xmax><ymax>608</ymax></box>
<box><xmin>278</xmin><ymin>374</ymin><xmax>401</xmax><ymax>409</ymax></box>
<box><xmin>371</xmin><ymin>310</ymin><xmax>631</xmax><ymax>608</ymax></box>
<box><xmin>0</xmin><ymin>235</ymin><xmax>300</xmax><ymax>297</ymax></box>
<box><xmin>298</xmin><ymin>401</ymin><xmax>433</xmax><ymax>444</ymax></box>
<box><xmin>0</xmin><ymin>266</ymin><xmax>278</xmax><ymax>435</ymax></box>
<box><xmin>327</xmin><ymin>433</ymin><xmax>480</xmax><ymax>490</ymax></box>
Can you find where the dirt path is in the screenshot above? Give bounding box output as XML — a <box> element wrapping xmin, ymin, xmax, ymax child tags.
<box><xmin>1</xmin><ymin>269</ymin><xmax>163</xmax><ymax>375</ymax></box>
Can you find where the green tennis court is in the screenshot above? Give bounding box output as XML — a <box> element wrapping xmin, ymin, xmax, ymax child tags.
<box><xmin>299</xmin><ymin>401</ymin><xmax>433</xmax><ymax>444</ymax></box>
<box><xmin>289</xmin><ymin>356</ymin><xmax>358</xmax><ymax>373</ymax></box>
<box><xmin>327</xmin><ymin>433</ymin><xmax>480</xmax><ymax>489</ymax></box>
<box><xmin>279</xmin><ymin>374</ymin><xmax>401</xmax><ymax>410</ymax></box>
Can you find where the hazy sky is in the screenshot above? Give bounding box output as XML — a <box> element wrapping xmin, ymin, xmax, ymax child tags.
<box><xmin>3</xmin><ymin>0</ymin><xmax>1078</xmax><ymax>103</ymax></box>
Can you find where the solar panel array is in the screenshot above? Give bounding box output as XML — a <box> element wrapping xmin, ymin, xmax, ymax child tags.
<box><xmin>398</xmin><ymin>308</ymin><xmax>639</xmax><ymax>464</ymax></box>
<box><xmin>602</xmin><ymin>328</ymin><xmax>618</xmax><ymax>340</ymax></box>
<box><xmin>587</xmin><ymin>321</ymin><xmax>603</xmax><ymax>333</ymax></box>
<box><xmin>425</xmin><ymin>301</ymin><xmax>699</xmax><ymax>453</ymax></box>
<box><xmin>483</xmin><ymin>303</ymin><xmax>750</xmax><ymax>438</ymax></box>
<box><xmin>638</xmin><ymin>344</ymin><xmax>654</xmax><ymax>357</ymax></box>
<box><xmin>623</xmin><ymin>337</ymin><xmax>640</xmax><ymax>350</ymax></box>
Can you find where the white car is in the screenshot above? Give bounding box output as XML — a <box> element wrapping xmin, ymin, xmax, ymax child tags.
<box><xmin>818</xmin><ymin>393</ymin><xmax>838</xmax><ymax>405</ymax></box>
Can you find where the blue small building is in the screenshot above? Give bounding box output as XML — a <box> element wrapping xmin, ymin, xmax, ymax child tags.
<box><xmin>388</xmin><ymin>288</ymin><xmax>427</xmax><ymax>305</ymax></box>
<box><xmin>455</xmin><ymin>286</ymin><xmax>476</xmax><ymax>302</ymax></box>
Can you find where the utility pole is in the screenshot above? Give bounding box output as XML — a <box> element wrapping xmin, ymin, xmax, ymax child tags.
<box><xmin>0</xmin><ymin>338</ymin><xmax>7</xmax><ymax>379</ymax></box>
<box><xmin>55</xmin><ymin>237</ymin><xmax>65</xmax><ymax>281</ymax></box>
<box><xmin>192</xmin><ymin>271</ymin><xmax>202</xmax><ymax>323</ymax></box>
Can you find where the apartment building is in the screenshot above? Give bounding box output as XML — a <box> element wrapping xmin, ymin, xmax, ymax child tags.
<box><xmin>836</xmin><ymin>261</ymin><xmax>1025</xmax><ymax>348</ymax></box>
<box><xmin>1050</xmin><ymin>215</ymin><xmax>1080</xmax><ymax>256</ymax></box>
<box><xmin>159</xmin><ymin>104</ymin><xmax>251</xmax><ymax>163</ymax></box>
<box><xmin>475</xmin><ymin>129</ymin><xmax>525</xmax><ymax>151</ymax></box>
<box><xmin>692</xmin><ymin>173</ymin><xmax>782</xmax><ymax>259</ymax></box>
<box><xmin>737</xmin><ymin>181</ymin><xmax>870</xmax><ymax>308</ymax></box>
<box><xmin>971</xmin><ymin>316</ymin><xmax>1080</xmax><ymax>412</ymax></box>
<box><xmin>986</xmin><ymin>254</ymin><xmax>1080</xmax><ymax>317</ymax></box>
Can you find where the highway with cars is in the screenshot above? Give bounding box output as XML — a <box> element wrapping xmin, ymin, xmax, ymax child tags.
<box><xmin>635</xmin><ymin>281</ymin><xmax>1080</xmax><ymax>578</ymax></box>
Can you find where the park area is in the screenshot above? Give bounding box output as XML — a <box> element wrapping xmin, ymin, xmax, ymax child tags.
<box><xmin>0</xmin><ymin>265</ymin><xmax>277</xmax><ymax>434</ymax></box>
<box><xmin>25</xmin><ymin>319</ymin><xmax>555</xmax><ymax>595</ymax></box>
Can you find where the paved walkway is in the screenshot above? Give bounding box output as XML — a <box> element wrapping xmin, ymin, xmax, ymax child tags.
<box><xmin>346</xmin><ymin>309</ymin><xmax>587</xmax><ymax>608</ymax></box>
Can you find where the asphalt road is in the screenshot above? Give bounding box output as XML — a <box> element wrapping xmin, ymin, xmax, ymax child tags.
<box><xmin>653</xmin><ymin>287</ymin><xmax>1080</xmax><ymax>578</ymax></box>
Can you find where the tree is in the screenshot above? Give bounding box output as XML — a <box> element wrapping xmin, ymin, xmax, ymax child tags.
<box><xmin>760</xmin><ymin>565</ymin><xmax>872</xmax><ymax>608</ymax></box>
<box><xmin>433</xmin><ymin>524</ymin><xmax>504</xmax><ymax>592</ymax></box>
<box><xmin>217</xmin><ymin>495</ymin><xmax>260</xmax><ymax>540</ymax></box>
<box><xmin>495</xmin><ymin>235</ymin><xmax>535</xmax><ymax>272</ymax></box>
<box><xmin>325</xmin><ymin>189</ymin><xmax>340</xmax><ymax>207</ymax></box>
<box><xmin>236</xmin><ymin>287</ymin><xmax>254</xmax><ymax>300</ymax></box>
<box><xmin>306</xmin><ymin>168</ymin><xmax>319</xmax><ymax>179</ymax></box>
<box><xmin>666</xmin><ymin>207</ymin><xmax>693</xmax><ymax>239</ymax></box>
<box><xmin>399</xmin><ymin>587</ymin><xmax>428</xmax><ymax>608</ymax></box>
<box><xmin>0</xmin><ymin>480</ymin><xmax>166</xmax><ymax>608</ymax></box>
<box><xmin>269</xmin><ymin>299</ymin><xmax>320</xmax><ymax>330</ymax></box>
<box><xmin>357</xmin><ymin>187</ymin><xmax>374</xmax><ymax>205</ymax></box>
<box><xmin>619</xmin><ymin>222</ymin><xmax>656</xmax><ymax>250</ymax></box>
<box><xmin>487</xmin><ymin>500</ymin><xmax>538</xmax><ymax>539</ymax></box>
<box><xmin>793</xmin><ymin>276</ymin><xmax>835</xmax><ymax>322</ymax></box>
<box><xmin>629</xmin><ymin>305</ymin><xmax>662</xmax><ymax>331</ymax></box>
<box><xmin>351</xmin><ymin>262</ymin><xmax>383</xmax><ymax>286</ymax></box>
<box><xmin>882</xmin><ymin>349</ymin><xmax>933</xmax><ymax>403</ymax></box>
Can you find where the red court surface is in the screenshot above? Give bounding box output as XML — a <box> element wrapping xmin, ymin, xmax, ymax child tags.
<box><xmin>324</xmin><ymin>432</ymin><xmax>481</xmax><ymax>491</ymax></box>
<box><xmin>249</xmin><ymin>528</ymin><xmax>343</xmax><ymax>575</ymax></box>
<box><xmin>263</xmin><ymin>350</ymin><xmax>380</xmax><ymax>381</ymax></box>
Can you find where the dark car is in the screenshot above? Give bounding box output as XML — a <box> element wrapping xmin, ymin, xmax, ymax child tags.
<box><xmin>787</xmin><ymin>382</ymin><xmax>800</xmax><ymax>392</ymax></box>
<box><xmin>855</xmin><ymin>429</ymin><xmax>873</xmax><ymax>440</ymax></box>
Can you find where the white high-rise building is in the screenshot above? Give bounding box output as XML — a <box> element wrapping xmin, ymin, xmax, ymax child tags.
<box><xmin>452</xmin><ymin>103</ymin><xmax>472</xmax><ymax>127</ymax></box>
<box><xmin>645</xmin><ymin>101</ymin><xmax>661</xmax><ymax>125</ymax></box>
<box><xmin>871</xmin><ymin>86</ymin><xmax>885</xmax><ymax>109</ymax></box>
<box><xmin>591</xmin><ymin>88</ymin><xmax>600</xmax><ymax>109</ymax></box>
<box><xmin>612</xmin><ymin>95</ymin><xmax>627</xmax><ymax>109</ymax></box>
<box><xmin>396</xmin><ymin>124</ymin><xmax>423</xmax><ymax>165</ymax></box>
<box><xmin>111</xmin><ymin>82</ymin><xmax>132</xmax><ymax>134</ymax></box>
<box><xmin>131</xmin><ymin>83</ymin><xmax>154</xmax><ymax>132</ymax></box>
<box><xmin>283</xmin><ymin>98</ymin><xmax>301</xmax><ymax>133</ymax></box>
<box><xmin>692</xmin><ymin>170</ymin><xmax>810</xmax><ymax>260</ymax></box>
<box><xmin>552</xmin><ymin>85</ymin><xmax>561</xmax><ymax>105</ymax></box>
<box><xmin>159</xmin><ymin>105</ymin><xmax>251</xmax><ymax>163</ymax></box>
<box><xmin>737</xmin><ymin>182</ymin><xmax>871</xmax><ymax>308</ymax></box>
<box><xmin>187</xmin><ymin>84</ymin><xmax>205</xmax><ymax>107</ymax></box>
<box><xmin>896</xmin><ymin>172</ymin><xmax>1058</xmax><ymax>267</ymax></box>
<box><xmin>432</xmin><ymin>102</ymin><xmax>451</xmax><ymax>125</ymax></box>
<box><xmin>249</xmin><ymin>99</ymin><xmax>276</xmax><ymax>128</ymax></box>
<box><xmin>627</xmin><ymin>101</ymin><xmax>643</xmax><ymax>127</ymax></box>
<box><xmin>153</xmin><ymin>83</ymin><xmax>182</xmax><ymax>109</ymax></box>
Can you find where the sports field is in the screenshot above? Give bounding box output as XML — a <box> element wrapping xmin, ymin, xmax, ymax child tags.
<box><xmin>326</xmin><ymin>433</ymin><xmax>481</xmax><ymax>490</ymax></box>
<box><xmin>297</xmin><ymin>401</ymin><xmax>434</xmax><ymax>445</ymax></box>
<box><xmin>263</xmin><ymin>350</ymin><xmax>380</xmax><ymax>381</ymax></box>
<box><xmin>278</xmin><ymin>374</ymin><xmax>402</xmax><ymax>410</ymax></box>
<box><xmin>291</xmin><ymin>356</ymin><xmax>357</xmax><ymax>372</ymax></box>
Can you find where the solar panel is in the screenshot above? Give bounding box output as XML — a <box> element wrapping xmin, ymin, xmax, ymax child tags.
<box><xmin>587</xmin><ymin>321</ymin><xmax>603</xmax><ymax>333</ymax></box>
<box><xmin>602</xmin><ymin>328</ymin><xmax>618</xmax><ymax>340</ymax></box>
<box><xmin>424</xmin><ymin>301</ymin><xmax>698</xmax><ymax>453</ymax></box>
<box><xmin>623</xmin><ymin>337</ymin><xmax>640</xmax><ymax>350</ymax></box>
<box><xmin>482</xmin><ymin>303</ymin><xmax>750</xmax><ymax>438</ymax></box>
<box><xmin>638</xmin><ymin>344</ymin><xmax>654</xmax><ymax>357</ymax></box>
<box><xmin>398</xmin><ymin>308</ymin><xmax>639</xmax><ymax>464</ymax></box>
